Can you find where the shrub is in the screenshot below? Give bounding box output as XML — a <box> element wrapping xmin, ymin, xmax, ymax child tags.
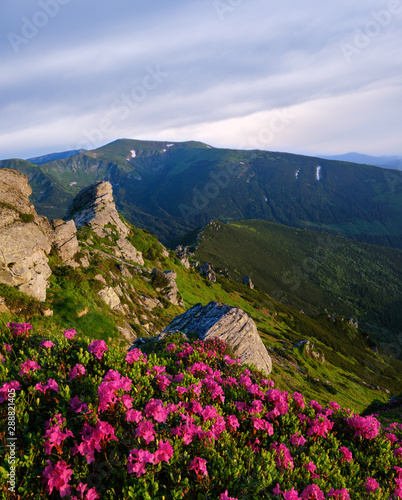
<box><xmin>1</xmin><ymin>323</ymin><xmax>402</xmax><ymax>499</ymax></box>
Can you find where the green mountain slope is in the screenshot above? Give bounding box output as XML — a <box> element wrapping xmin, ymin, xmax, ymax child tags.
<box><xmin>1</xmin><ymin>139</ymin><xmax>402</xmax><ymax>247</ymax></box>
<box><xmin>192</xmin><ymin>219</ymin><xmax>402</xmax><ymax>355</ymax></box>
<box><xmin>1</xmin><ymin>214</ymin><xmax>401</xmax><ymax>413</ymax></box>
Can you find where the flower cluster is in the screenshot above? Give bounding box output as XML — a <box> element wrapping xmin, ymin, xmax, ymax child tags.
<box><xmin>1</xmin><ymin>323</ymin><xmax>401</xmax><ymax>499</ymax></box>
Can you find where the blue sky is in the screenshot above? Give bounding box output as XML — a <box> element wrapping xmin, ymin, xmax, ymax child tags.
<box><xmin>0</xmin><ymin>0</ymin><xmax>401</xmax><ymax>159</ymax></box>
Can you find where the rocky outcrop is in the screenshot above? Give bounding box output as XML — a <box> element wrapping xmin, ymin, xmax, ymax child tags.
<box><xmin>175</xmin><ymin>246</ymin><xmax>190</xmax><ymax>269</ymax></box>
<box><xmin>0</xmin><ymin>169</ymin><xmax>52</xmax><ymax>301</ymax></box>
<box><xmin>162</xmin><ymin>301</ymin><xmax>272</xmax><ymax>375</ymax></box>
<box><xmin>97</xmin><ymin>286</ymin><xmax>124</xmax><ymax>313</ymax></box>
<box><xmin>293</xmin><ymin>340</ymin><xmax>325</xmax><ymax>363</ymax></box>
<box><xmin>199</xmin><ymin>263</ymin><xmax>216</xmax><ymax>283</ymax></box>
<box><xmin>65</xmin><ymin>181</ymin><xmax>143</xmax><ymax>265</ymax></box>
<box><xmin>243</xmin><ymin>276</ymin><xmax>254</xmax><ymax>289</ymax></box>
<box><xmin>162</xmin><ymin>270</ymin><xmax>184</xmax><ymax>307</ymax></box>
<box><xmin>51</xmin><ymin>219</ymin><xmax>80</xmax><ymax>266</ymax></box>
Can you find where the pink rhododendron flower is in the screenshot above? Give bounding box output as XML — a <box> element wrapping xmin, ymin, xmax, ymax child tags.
<box><xmin>35</xmin><ymin>378</ymin><xmax>59</xmax><ymax>393</ymax></box>
<box><xmin>7</xmin><ymin>321</ymin><xmax>32</xmax><ymax>337</ymax></box>
<box><xmin>126</xmin><ymin>347</ymin><xmax>147</xmax><ymax>364</ymax></box>
<box><xmin>220</xmin><ymin>491</ymin><xmax>238</xmax><ymax>500</ymax></box>
<box><xmin>73</xmin><ymin>483</ymin><xmax>100</xmax><ymax>500</ymax></box>
<box><xmin>127</xmin><ymin>448</ymin><xmax>155</xmax><ymax>477</ymax></box>
<box><xmin>394</xmin><ymin>447</ymin><xmax>402</xmax><ymax>458</ymax></box>
<box><xmin>339</xmin><ymin>446</ymin><xmax>353</xmax><ymax>462</ymax></box>
<box><xmin>70</xmin><ymin>396</ymin><xmax>89</xmax><ymax>414</ymax></box>
<box><xmin>283</xmin><ymin>487</ymin><xmax>301</xmax><ymax>499</ymax></box>
<box><xmin>365</xmin><ymin>477</ymin><xmax>380</xmax><ymax>493</ymax></box>
<box><xmin>97</xmin><ymin>369</ymin><xmax>132</xmax><ymax>411</ymax></box>
<box><xmin>289</xmin><ymin>432</ymin><xmax>306</xmax><ymax>446</ymax></box>
<box><xmin>41</xmin><ymin>340</ymin><xmax>55</xmax><ymax>349</ymax></box>
<box><xmin>44</xmin><ymin>415</ymin><xmax>74</xmax><ymax>455</ymax></box>
<box><xmin>307</xmin><ymin>415</ymin><xmax>334</xmax><ymax>437</ymax></box>
<box><xmin>300</xmin><ymin>484</ymin><xmax>324</xmax><ymax>499</ymax></box>
<box><xmin>329</xmin><ymin>401</ymin><xmax>341</xmax><ymax>411</ymax></box>
<box><xmin>326</xmin><ymin>488</ymin><xmax>350</xmax><ymax>499</ymax></box>
<box><xmin>346</xmin><ymin>414</ymin><xmax>380</xmax><ymax>439</ymax></box>
<box><xmin>126</xmin><ymin>409</ymin><xmax>143</xmax><ymax>423</ymax></box>
<box><xmin>309</xmin><ymin>400</ymin><xmax>323</xmax><ymax>412</ymax></box>
<box><xmin>88</xmin><ymin>340</ymin><xmax>108</xmax><ymax>360</ymax></box>
<box><xmin>19</xmin><ymin>359</ymin><xmax>41</xmax><ymax>375</ymax></box>
<box><xmin>69</xmin><ymin>364</ymin><xmax>86</xmax><ymax>380</ymax></box>
<box><xmin>0</xmin><ymin>381</ymin><xmax>20</xmax><ymax>403</ymax></box>
<box><xmin>64</xmin><ymin>328</ymin><xmax>78</xmax><ymax>339</ymax></box>
<box><xmin>252</xmin><ymin>417</ymin><xmax>274</xmax><ymax>434</ymax></box>
<box><xmin>154</xmin><ymin>440</ymin><xmax>174</xmax><ymax>464</ymax></box>
<box><xmin>270</xmin><ymin>442</ymin><xmax>294</xmax><ymax>470</ymax></box>
<box><xmin>227</xmin><ymin>415</ymin><xmax>240</xmax><ymax>431</ymax></box>
<box><xmin>3</xmin><ymin>343</ymin><xmax>12</xmax><ymax>352</ymax></box>
<box><xmin>0</xmin><ymin>354</ymin><xmax>4</xmax><ymax>363</ymax></box>
<box><xmin>135</xmin><ymin>419</ymin><xmax>156</xmax><ymax>444</ymax></box>
<box><xmin>145</xmin><ymin>399</ymin><xmax>168</xmax><ymax>423</ymax></box>
<box><xmin>189</xmin><ymin>457</ymin><xmax>208</xmax><ymax>476</ymax></box>
<box><xmin>303</xmin><ymin>462</ymin><xmax>316</xmax><ymax>473</ymax></box>
<box><xmin>42</xmin><ymin>460</ymin><xmax>73</xmax><ymax>497</ymax></box>
<box><xmin>73</xmin><ymin>420</ymin><xmax>118</xmax><ymax>463</ymax></box>
<box><xmin>385</xmin><ymin>433</ymin><xmax>398</xmax><ymax>444</ymax></box>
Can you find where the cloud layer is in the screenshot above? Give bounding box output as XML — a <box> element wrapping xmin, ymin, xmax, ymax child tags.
<box><xmin>1</xmin><ymin>0</ymin><xmax>401</xmax><ymax>159</ymax></box>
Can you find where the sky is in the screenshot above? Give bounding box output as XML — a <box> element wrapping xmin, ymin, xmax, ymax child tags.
<box><xmin>0</xmin><ymin>0</ymin><xmax>401</xmax><ymax>160</ymax></box>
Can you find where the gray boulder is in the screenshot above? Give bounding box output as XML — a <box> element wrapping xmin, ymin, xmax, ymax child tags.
<box><xmin>162</xmin><ymin>301</ymin><xmax>272</xmax><ymax>375</ymax></box>
<box><xmin>0</xmin><ymin>169</ymin><xmax>52</xmax><ymax>301</ymax></box>
<box><xmin>65</xmin><ymin>181</ymin><xmax>143</xmax><ymax>265</ymax></box>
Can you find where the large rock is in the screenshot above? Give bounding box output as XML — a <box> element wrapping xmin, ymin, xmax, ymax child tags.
<box><xmin>51</xmin><ymin>219</ymin><xmax>80</xmax><ymax>266</ymax></box>
<box><xmin>162</xmin><ymin>270</ymin><xmax>184</xmax><ymax>307</ymax></box>
<box><xmin>0</xmin><ymin>169</ymin><xmax>52</xmax><ymax>301</ymax></box>
<box><xmin>162</xmin><ymin>301</ymin><xmax>272</xmax><ymax>375</ymax></box>
<box><xmin>65</xmin><ymin>181</ymin><xmax>143</xmax><ymax>265</ymax></box>
<box><xmin>199</xmin><ymin>263</ymin><xmax>217</xmax><ymax>283</ymax></box>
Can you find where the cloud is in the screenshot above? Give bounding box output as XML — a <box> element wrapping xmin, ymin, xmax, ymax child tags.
<box><xmin>0</xmin><ymin>0</ymin><xmax>401</xmax><ymax>159</ymax></box>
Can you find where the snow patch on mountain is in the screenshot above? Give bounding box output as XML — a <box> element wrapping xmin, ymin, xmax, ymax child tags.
<box><xmin>316</xmin><ymin>166</ymin><xmax>322</xmax><ymax>181</ymax></box>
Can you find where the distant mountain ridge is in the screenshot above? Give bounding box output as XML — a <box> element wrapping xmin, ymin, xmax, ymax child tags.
<box><xmin>1</xmin><ymin>138</ymin><xmax>401</xmax><ymax>248</ymax></box>
<box><xmin>27</xmin><ymin>149</ymin><xmax>87</xmax><ymax>165</ymax></box>
<box><xmin>319</xmin><ymin>152</ymin><xmax>402</xmax><ymax>171</ymax></box>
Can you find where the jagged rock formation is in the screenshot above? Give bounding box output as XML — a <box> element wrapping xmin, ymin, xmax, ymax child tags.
<box><xmin>163</xmin><ymin>270</ymin><xmax>185</xmax><ymax>307</ymax></box>
<box><xmin>51</xmin><ymin>219</ymin><xmax>80</xmax><ymax>267</ymax></box>
<box><xmin>293</xmin><ymin>340</ymin><xmax>326</xmax><ymax>363</ymax></box>
<box><xmin>65</xmin><ymin>181</ymin><xmax>144</xmax><ymax>265</ymax></box>
<box><xmin>161</xmin><ymin>301</ymin><xmax>272</xmax><ymax>374</ymax></box>
<box><xmin>175</xmin><ymin>246</ymin><xmax>190</xmax><ymax>269</ymax></box>
<box><xmin>243</xmin><ymin>276</ymin><xmax>254</xmax><ymax>289</ymax></box>
<box><xmin>199</xmin><ymin>263</ymin><xmax>217</xmax><ymax>283</ymax></box>
<box><xmin>0</xmin><ymin>169</ymin><xmax>52</xmax><ymax>301</ymax></box>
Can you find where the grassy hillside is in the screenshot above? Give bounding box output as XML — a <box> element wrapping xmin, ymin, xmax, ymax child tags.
<box><xmin>192</xmin><ymin>220</ymin><xmax>402</xmax><ymax>355</ymax></box>
<box><xmin>1</xmin><ymin>139</ymin><xmax>402</xmax><ymax>247</ymax></box>
<box><xmin>0</xmin><ymin>215</ymin><xmax>401</xmax><ymax>414</ymax></box>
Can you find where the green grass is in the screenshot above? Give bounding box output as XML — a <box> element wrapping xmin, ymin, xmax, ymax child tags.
<box><xmin>193</xmin><ymin>219</ymin><xmax>402</xmax><ymax>354</ymax></box>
